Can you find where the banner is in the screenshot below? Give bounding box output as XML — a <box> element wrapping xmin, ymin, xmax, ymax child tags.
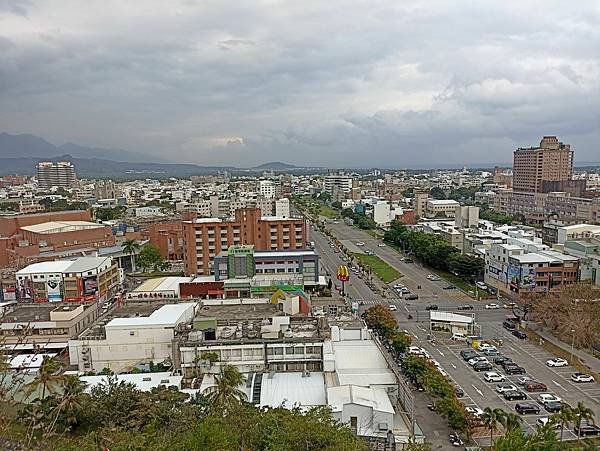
<box><xmin>46</xmin><ymin>278</ymin><xmax>62</xmax><ymax>302</ymax></box>
<box><xmin>83</xmin><ymin>277</ymin><xmax>99</xmax><ymax>296</ymax></box>
<box><xmin>507</xmin><ymin>264</ymin><xmax>520</xmax><ymax>286</ymax></box>
<box><xmin>520</xmin><ymin>266</ymin><xmax>536</xmax><ymax>289</ymax></box>
<box><xmin>17</xmin><ymin>278</ymin><xmax>33</xmax><ymax>300</ymax></box>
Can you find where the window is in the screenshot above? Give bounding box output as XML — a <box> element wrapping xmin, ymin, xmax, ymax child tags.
<box><xmin>130</xmin><ymin>331</ymin><xmax>135</xmax><ymax>336</ymax></box>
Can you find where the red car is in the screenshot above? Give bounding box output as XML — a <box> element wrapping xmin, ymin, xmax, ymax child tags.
<box><xmin>524</xmin><ymin>382</ymin><xmax>548</xmax><ymax>392</ymax></box>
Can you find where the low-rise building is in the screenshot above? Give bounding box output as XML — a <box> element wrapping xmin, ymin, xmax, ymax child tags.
<box><xmin>425</xmin><ymin>199</ymin><xmax>460</xmax><ymax>218</ymax></box>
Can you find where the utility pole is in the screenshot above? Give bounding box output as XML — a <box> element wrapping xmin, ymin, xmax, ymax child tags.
<box><xmin>571</xmin><ymin>329</ymin><xmax>576</xmax><ymax>362</ymax></box>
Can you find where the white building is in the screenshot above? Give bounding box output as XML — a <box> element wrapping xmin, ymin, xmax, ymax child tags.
<box><xmin>455</xmin><ymin>205</ymin><xmax>480</xmax><ymax>229</ymax></box>
<box><xmin>69</xmin><ymin>302</ymin><xmax>197</xmax><ymax>372</ymax></box>
<box><xmin>373</xmin><ymin>201</ymin><xmax>391</xmax><ymax>227</ymax></box>
<box><xmin>425</xmin><ymin>199</ymin><xmax>460</xmax><ymax>218</ymax></box>
<box><xmin>135</xmin><ymin>206</ymin><xmax>163</xmax><ymax>217</ymax></box>
<box><xmin>259</xmin><ymin>180</ymin><xmax>277</xmax><ymax>199</ymax></box>
<box><xmin>275</xmin><ymin>198</ymin><xmax>290</xmax><ymax>218</ymax></box>
<box><xmin>323</xmin><ymin>174</ymin><xmax>352</xmax><ymax>195</ymax></box>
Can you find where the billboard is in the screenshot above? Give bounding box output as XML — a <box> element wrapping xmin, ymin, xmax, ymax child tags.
<box><xmin>507</xmin><ymin>264</ymin><xmax>520</xmax><ymax>287</ymax></box>
<box><xmin>487</xmin><ymin>261</ymin><xmax>506</xmax><ymax>283</ymax></box>
<box><xmin>337</xmin><ymin>265</ymin><xmax>349</xmax><ymax>282</ymax></box>
<box><xmin>520</xmin><ymin>266</ymin><xmax>536</xmax><ymax>289</ymax></box>
<box><xmin>83</xmin><ymin>276</ymin><xmax>99</xmax><ymax>296</ymax></box>
<box><xmin>46</xmin><ymin>278</ymin><xmax>62</xmax><ymax>302</ymax></box>
<box><xmin>16</xmin><ymin>278</ymin><xmax>33</xmax><ymax>301</ymax></box>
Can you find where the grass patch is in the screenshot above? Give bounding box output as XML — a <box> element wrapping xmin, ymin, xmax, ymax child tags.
<box><xmin>364</xmin><ymin>228</ymin><xmax>383</xmax><ymax>238</ymax></box>
<box><xmin>353</xmin><ymin>253</ymin><xmax>401</xmax><ymax>283</ymax></box>
<box><xmin>430</xmin><ymin>269</ymin><xmax>477</xmax><ymax>294</ymax></box>
<box><xmin>318</xmin><ymin>204</ymin><xmax>340</xmax><ymax>219</ymax></box>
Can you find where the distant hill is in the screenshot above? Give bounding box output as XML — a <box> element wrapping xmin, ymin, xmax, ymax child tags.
<box><xmin>0</xmin><ymin>132</ymin><xmax>168</xmax><ymax>163</ymax></box>
<box><xmin>252</xmin><ymin>161</ymin><xmax>298</xmax><ymax>170</ymax></box>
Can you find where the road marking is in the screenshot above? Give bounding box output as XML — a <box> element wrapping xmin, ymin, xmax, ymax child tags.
<box><xmin>450</xmin><ymin>363</ymin><xmax>457</xmax><ymax>369</ymax></box>
<box><xmin>471</xmin><ymin>384</ymin><xmax>483</xmax><ymax>397</ymax></box>
<box><xmin>438</xmin><ymin>349</ymin><xmax>445</xmax><ymax>357</ymax></box>
<box><xmin>413</xmin><ymin>334</ymin><xmax>419</xmax><ymax>339</ymax></box>
<box><xmin>417</xmin><ymin>326</ymin><xmax>427</xmax><ymax>332</ymax></box>
<box><xmin>552</xmin><ymin>380</ymin><xmax>568</xmax><ymax>392</ymax></box>
<box><xmin>510</xmin><ymin>347</ymin><xmax>521</xmax><ymax>355</ymax></box>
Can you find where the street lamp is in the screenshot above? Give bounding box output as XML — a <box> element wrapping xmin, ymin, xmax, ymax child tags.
<box><xmin>571</xmin><ymin>329</ymin><xmax>576</xmax><ymax>363</ymax></box>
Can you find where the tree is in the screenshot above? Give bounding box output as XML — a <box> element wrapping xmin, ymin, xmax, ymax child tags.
<box><xmin>448</xmin><ymin>253</ymin><xmax>484</xmax><ymax>281</ymax></box>
<box><xmin>551</xmin><ymin>405</ymin><xmax>574</xmax><ymax>442</ymax></box>
<box><xmin>25</xmin><ymin>356</ymin><xmax>63</xmax><ymax>401</ymax></box>
<box><xmin>137</xmin><ymin>245</ymin><xmax>166</xmax><ymax>272</ymax></box>
<box><xmin>573</xmin><ymin>400</ymin><xmax>595</xmax><ymax>441</ymax></box>
<box><xmin>47</xmin><ymin>375</ymin><xmax>87</xmax><ymax>433</ymax></box>
<box><xmin>122</xmin><ymin>239</ymin><xmax>140</xmax><ymax>273</ymax></box>
<box><xmin>482</xmin><ymin>407</ymin><xmax>506</xmax><ymax>445</ymax></box>
<box><xmin>202</xmin><ymin>365</ymin><xmax>247</xmax><ymax>412</ymax></box>
<box><xmin>429</xmin><ymin>187</ymin><xmax>446</xmax><ymax>199</ymax></box>
<box><xmin>364</xmin><ymin>304</ymin><xmax>398</xmax><ymax>337</ymax></box>
<box><xmin>501</xmin><ymin>412</ymin><xmax>523</xmax><ymax>433</ymax></box>
<box><xmin>391</xmin><ymin>332</ymin><xmax>411</xmax><ymax>354</ymax></box>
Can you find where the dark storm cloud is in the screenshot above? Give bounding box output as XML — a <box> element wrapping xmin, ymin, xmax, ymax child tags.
<box><xmin>0</xmin><ymin>1</ymin><xmax>599</xmax><ymax>167</ymax></box>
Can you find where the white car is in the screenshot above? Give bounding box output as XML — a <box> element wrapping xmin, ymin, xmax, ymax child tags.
<box><xmin>378</xmin><ymin>243</ymin><xmax>386</xmax><ymax>247</ymax></box>
<box><xmin>477</xmin><ymin>343</ymin><xmax>495</xmax><ymax>352</ymax></box>
<box><xmin>536</xmin><ymin>417</ymin><xmax>559</xmax><ymax>428</ymax></box>
<box><xmin>465</xmin><ymin>406</ymin><xmax>484</xmax><ymax>418</ymax></box>
<box><xmin>546</xmin><ymin>358</ymin><xmax>568</xmax><ymax>367</ymax></box>
<box><xmin>571</xmin><ymin>373</ymin><xmax>595</xmax><ymax>383</ymax></box>
<box><xmin>484</xmin><ymin>372</ymin><xmax>506</xmax><ymax>382</ymax></box>
<box><xmin>503</xmin><ymin>302</ymin><xmax>517</xmax><ymax>309</ymax></box>
<box><xmin>355</xmin><ymin>241</ymin><xmax>365</xmax><ymax>246</ymax></box>
<box><xmin>468</xmin><ymin>357</ymin><xmax>489</xmax><ymax>366</ymax></box>
<box><xmin>408</xmin><ymin>346</ymin><xmax>423</xmax><ymax>355</ymax></box>
<box><xmin>496</xmin><ymin>383</ymin><xmax>518</xmax><ymax>393</ymax></box>
<box><xmin>485</xmin><ymin>303</ymin><xmax>500</xmax><ymax>310</ymax></box>
<box><xmin>476</xmin><ymin>281</ymin><xmax>488</xmax><ymax>291</ymax></box>
<box><xmin>537</xmin><ymin>393</ymin><xmax>562</xmax><ymax>404</ymax></box>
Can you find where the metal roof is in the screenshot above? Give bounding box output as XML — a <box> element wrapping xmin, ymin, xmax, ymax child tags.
<box><xmin>20</xmin><ymin>221</ymin><xmax>104</xmax><ymax>234</ymax></box>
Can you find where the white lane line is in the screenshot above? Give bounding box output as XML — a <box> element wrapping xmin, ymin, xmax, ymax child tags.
<box><xmin>450</xmin><ymin>363</ymin><xmax>457</xmax><ymax>369</ymax></box>
<box><xmin>438</xmin><ymin>349</ymin><xmax>445</xmax><ymax>357</ymax></box>
<box><xmin>552</xmin><ymin>380</ymin><xmax>568</xmax><ymax>392</ymax></box>
<box><xmin>471</xmin><ymin>384</ymin><xmax>484</xmax><ymax>397</ymax></box>
<box><xmin>510</xmin><ymin>347</ymin><xmax>522</xmax><ymax>355</ymax></box>
<box><xmin>413</xmin><ymin>334</ymin><xmax>419</xmax><ymax>339</ymax></box>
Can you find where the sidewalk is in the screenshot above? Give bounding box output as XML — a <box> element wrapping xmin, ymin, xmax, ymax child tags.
<box><xmin>528</xmin><ymin>324</ymin><xmax>600</xmax><ymax>374</ymax></box>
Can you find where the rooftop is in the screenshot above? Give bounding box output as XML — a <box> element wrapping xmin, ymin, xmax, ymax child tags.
<box><xmin>131</xmin><ymin>276</ymin><xmax>192</xmax><ymax>293</ymax></box>
<box><xmin>430</xmin><ymin>311</ymin><xmax>473</xmax><ymax>324</ymax></box>
<box><xmin>80</xmin><ymin>372</ymin><xmax>183</xmax><ymax>392</ymax></box>
<box><xmin>106</xmin><ymin>302</ymin><xmax>196</xmax><ymax>328</ymax></box>
<box><xmin>196</xmin><ymin>302</ymin><xmax>283</xmax><ymax>321</ymax></box>
<box><xmin>20</xmin><ymin>221</ymin><xmax>104</xmax><ymax>234</ymax></box>
<box><xmin>16</xmin><ymin>260</ymin><xmax>74</xmax><ymax>275</ymax></box>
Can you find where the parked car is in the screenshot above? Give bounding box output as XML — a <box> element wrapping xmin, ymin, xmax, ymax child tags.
<box><xmin>443</xmin><ymin>284</ymin><xmax>456</xmax><ymax>290</ymax></box>
<box><xmin>473</xmin><ymin>362</ymin><xmax>493</xmax><ymax>372</ymax></box>
<box><xmin>546</xmin><ymin>358</ymin><xmax>568</xmax><ymax>367</ymax></box>
<box><xmin>574</xmin><ymin>424</ymin><xmax>600</xmax><ymax>437</ymax></box>
<box><xmin>544</xmin><ymin>401</ymin><xmax>563</xmax><ymax>413</ymax></box>
<box><xmin>504</xmin><ymin>302</ymin><xmax>517</xmax><ymax>309</ymax></box>
<box><xmin>378</xmin><ymin>243</ymin><xmax>386</xmax><ymax>247</ymax></box>
<box><xmin>458</xmin><ymin>304</ymin><xmax>473</xmax><ymax>310</ymax></box>
<box><xmin>571</xmin><ymin>373</ymin><xmax>595</xmax><ymax>383</ymax></box>
<box><xmin>537</xmin><ymin>394</ymin><xmax>562</xmax><ymax>404</ymax></box>
<box><xmin>524</xmin><ymin>382</ymin><xmax>548</xmax><ymax>392</ymax></box>
<box><xmin>405</xmin><ymin>294</ymin><xmax>419</xmax><ymax>300</ymax></box>
<box><xmin>425</xmin><ymin>304</ymin><xmax>438</xmax><ymax>311</ymax></box>
<box><xmin>465</xmin><ymin>406</ymin><xmax>484</xmax><ymax>418</ymax></box>
<box><xmin>355</xmin><ymin>241</ymin><xmax>365</xmax><ymax>246</ymax></box>
<box><xmin>451</xmin><ymin>332</ymin><xmax>468</xmax><ymax>342</ymax></box>
<box><xmin>512</xmin><ymin>330</ymin><xmax>527</xmax><ymax>339</ymax></box>
<box><xmin>515</xmin><ymin>403</ymin><xmax>540</xmax><ymax>415</ymax></box>
<box><xmin>503</xmin><ymin>321</ymin><xmax>516</xmax><ymax>331</ymax></box>
<box><xmin>477</xmin><ymin>343</ymin><xmax>495</xmax><ymax>352</ymax></box>
<box><xmin>455</xmin><ymin>386</ymin><xmax>464</xmax><ymax>398</ymax></box>
<box><xmin>388</xmin><ymin>304</ymin><xmax>397</xmax><ymax>311</ymax></box>
<box><xmin>485</xmin><ymin>303</ymin><xmax>500</xmax><ymax>309</ymax></box>
<box><xmin>517</xmin><ymin>376</ymin><xmax>536</xmax><ymax>386</ymax></box>
<box><xmin>484</xmin><ymin>372</ymin><xmax>505</xmax><ymax>383</ymax></box>
<box><xmin>475</xmin><ymin>281</ymin><xmax>488</xmax><ymax>291</ymax></box>
<box><xmin>461</xmin><ymin>350</ymin><xmax>478</xmax><ymax>361</ymax></box>
<box><xmin>404</xmin><ymin>258</ymin><xmax>413</xmax><ymax>263</ymax></box>
<box><xmin>494</xmin><ymin>356</ymin><xmax>513</xmax><ymax>366</ymax></box>
<box><xmin>483</xmin><ymin>348</ymin><xmax>500</xmax><ymax>356</ymax></box>
<box><xmin>468</xmin><ymin>357</ymin><xmax>489</xmax><ymax>366</ymax></box>
<box><xmin>496</xmin><ymin>383</ymin><xmax>518</xmax><ymax>394</ymax></box>
<box><xmin>503</xmin><ymin>390</ymin><xmax>528</xmax><ymax>401</ymax></box>
<box><xmin>504</xmin><ymin>364</ymin><xmax>526</xmax><ymax>375</ymax></box>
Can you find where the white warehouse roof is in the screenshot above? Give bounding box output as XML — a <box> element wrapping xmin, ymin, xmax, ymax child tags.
<box><xmin>16</xmin><ymin>260</ymin><xmax>74</xmax><ymax>276</ymax></box>
<box><xmin>105</xmin><ymin>302</ymin><xmax>196</xmax><ymax>328</ymax></box>
<box><xmin>430</xmin><ymin>311</ymin><xmax>473</xmax><ymax>324</ymax></box>
<box><xmin>80</xmin><ymin>372</ymin><xmax>183</xmax><ymax>392</ymax></box>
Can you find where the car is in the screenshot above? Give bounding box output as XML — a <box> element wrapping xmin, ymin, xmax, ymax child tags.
<box><xmin>546</xmin><ymin>358</ymin><xmax>568</xmax><ymax>367</ymax></box>
<box><xmin>377</xmin><ymin>243</ymin><xmax>386</xmax><ymax>247</ymax></box>
<box><xmin>484</xmin><ymin>372</ymin><xmax>506</xmax><ymax>383</ymax></box>
<box><xmin>451</xmin><ymin>332</ymin><xmax>468</xmax><ymax>342</ymax></box>
<box><xmin>524</xmin><ymin>382</ymin><xmax>548</xmax><ymax>392</ymax></box>
<box><xmin>503</xmin><ymin>320</ymin><xmax>516</xmax><ymax>331</ymax></box>
<box><xmin>483</xmin><ymin>348</ymin><xmax>500</xmax><ymax>356</ymax></box>
<box><xmin>515</xmin><ymin>403</ymin><xmax>540</xmax><ymax>415</ymax></box>
<box><xmin>405</xmin><ymin>294</ymin><xmax>419</xmax><ymax>300</ymax></box>
<box><xmin>425</xmin><ymin>304</ymin><xmax>438</xmax><ymax>311</ymax></box>
<box><xmin>475</xmin><ymin>281</ymin><xmax>488</xmax><ymax>291</ymax></box>
<box><xmin>426</xmin><ymin>274</ymin><xmax>439</xmax><ymax>280</ymax></box>
<box><xmin>458</xmin><ymin>304</ymin><xmax>473</xmax><ymax>310</ymax></box>
<box><xmin>468</xmin><ymin>356</ymin><xmax>489</xmax><ymax>366</ymax></box>
<box><xmin>473</xmin><ymin>362</ymin><xmax>493</xmax><ymax>372</ymax></box>
<box><xmin>443</xmin><ymin>284</ymin><xmax>457</xmax><ymax>290</ymax></box>
<box><xmin>404</xmin><ymin>258</ymin><xmax>413</xmax><ymax>263</ymax></box>
<box><xmin>465</xmin><ymin>406</ymin><xmax>484</xmax><ymax>418</ymax></box>
<box><xmin>477</xmin><ymin>343</ymin><xmax>496</xmax><ymax>352</ymax></box>
<box><xmin>574</xmin><ymin>424</ymin><xmax>600</xmax><ymax>437</ymax></box>
<box><xmin>494</xmin><ymin>356</ymin><xmax>513</xmax><ymax>366</ymax></box>
<box><xmin>571</xmin><ymin>373</ymin><xmax>595</xmax><ymax>383</ymax></box>
<box><xmin>512</xmin><ymin>330</ymin><xmax>527</xmax><ymax>339</ymax></box>
<box><xmin>485</xmin><ymin>303</ymin><xmax>500</xmax><ymax>309</ymax></box>
<box><xmin>455</xmin><ymin>386</ymin><xmax>464</xmax><ymax>398</ymax></box>
<box><xmin>496</xmin><ymin>383</ymin><xmax>518</xmax><ymax>393</ymax></box>
<box><xmin>503</xmin><ymin>302</ymin><xmax>517</xmax><ymax>309</ymax></box>
<box><xmin>388</xmin><ymin>304</ymin><xmax>397</xmax><ymax>311</ymax></box>
<box><xmin>401</xmin><ymin>288</ymin><xmax>411</xmax><ymax>294</ymax></box>
<box><xmin>460</xmin><ymin>350</ymin><xmax>478</xmax><ymax>361</ymax></box>
<box><xmin>536</xmin><ymin>417</ymin><xmax>561</xmax><ymax>429</ymax></box>
<box><xmin>537</xmin><ymin>394</ymin><xmax>562</xmax><ymax>404</ymax></box>
<box><xmin>517</xmin><ymin>376</ymin><xmax>536</xmax><ymax>386</ymax></box>
<box><xmin>392</xmin><ymin>283</ymin><xmax>404</xmax><ymax>289</ymax></box>
<box><xmin>364</xmin><ymin>250</ymin><xmax>375</xmax><ymax>256</ymax></box>
<box><xmin>503</xmin><ymin>390</ymin><xmax>528</xmax><ymax>401</ymax></box>
<box><xmin>355</xmin><ymin>241</ymin><xmax>365</xmax><ymax>246</ymax></box>
<box><xmin>408</xmin><ymin>346</ymin><xmax>425</xmax><ymax>356</ymax></box>
<box><xmin>504</xmin><ymin>364</ymin><xmax>526</xmax><ymax>375</ymax></box>
<box><xmin>544</xmin><ymin>401</ymin><xmax>563</xmax><ymax>413</ymax></box>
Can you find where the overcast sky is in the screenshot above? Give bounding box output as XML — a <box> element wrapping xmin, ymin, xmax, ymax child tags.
<box><xmin>1</xmin><ymin>1</ymin><xmax>599</xmax><ymax>167</ymax></box>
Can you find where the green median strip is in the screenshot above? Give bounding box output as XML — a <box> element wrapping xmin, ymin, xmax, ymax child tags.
<box><xmin>352</xmin><ymin>253</ymin><xmax>401</xmax><ymax>283</ymax></box>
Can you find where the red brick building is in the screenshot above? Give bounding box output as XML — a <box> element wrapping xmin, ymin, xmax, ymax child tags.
<box><xmin>148</xmin><ymin>222</ymin><xmax>184</xmax><ymax>260</ymax></box>
<box><xmin>182</xmin><ymin>208</ymin><xmax>307</xmax><ymax>275</ymax></box>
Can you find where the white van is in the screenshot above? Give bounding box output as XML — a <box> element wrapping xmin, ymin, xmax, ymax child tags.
<box><xmin>451</xmin><ymin>332</ymin><xmax>467</xmax><ymax>341</ymax></box>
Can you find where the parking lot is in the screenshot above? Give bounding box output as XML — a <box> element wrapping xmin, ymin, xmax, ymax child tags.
<box><xmin>403</xmin><ymin>316</ymin><xmax>600</xmax><ymax>443</ymax></box>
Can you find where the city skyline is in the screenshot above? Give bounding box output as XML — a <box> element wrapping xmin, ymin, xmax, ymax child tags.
<box><xmin>1</xmin><ymin>1</ymin><xmax>599</xmax><ymax>167</ymax></box>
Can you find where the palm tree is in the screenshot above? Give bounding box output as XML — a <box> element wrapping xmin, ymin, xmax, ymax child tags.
<box><xmin>482</xmin><ymin>407</ymin><xmax>506</xmax><ymax>446</ymax></box>
<box><xmin>122</xmin><ymin>239</ymin><xmax>140</xmax><ymax>273</ymax></box>
<box><xmin>573</xmin><ymin>401</ymin><xmax>595</xmax><ymax>441</ymax></box>
<box><xmin>551</xmin><ymin>405</ymin><xmax>574</xmax><ymax>442</ymax></box>
<box><xmin>47</xmin><ymin>375</ymin><xmax>87</xmax><ymax>432</ymax></box>
<box><xmin>501</xmin><ymin>412</ymin><xmax>523</xmax><ymax>433</ymax></box>
<box><xmin>25</xmin><ymin>356</ymin><xmax>63</xmax><ymax>401</ymax></box>
<box><xmin>202</xmin><ymin>365</ymin><xmax>247</xmax><ymax>411</ymax></box>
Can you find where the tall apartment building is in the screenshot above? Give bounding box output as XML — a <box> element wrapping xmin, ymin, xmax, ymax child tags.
<box><xmin>323</xmin><ymin>174</ymin><xmax>352</xmax><ymax>195</ymax></box>
<box><xmin>413</xmin><ymin>190</ymin><xmax>429</xmax><ymax>218</ymax></box>
<box><xmin>37</xmin><ymin>161</ymin><xmax>77</xmax><ymax>190</ymax></box>
<box><xmin>182</xmin><ymin>208</ymin><xmax>307</xmax><ymax>275</ymax></box>
<box><xmin>513</xmin><ymin>136</ymin><xmax>573</xmax><ymax>194</ymax></box>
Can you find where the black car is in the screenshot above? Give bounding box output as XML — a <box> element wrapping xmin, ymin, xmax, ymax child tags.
<box><xmin>494</xmin><ymin>356</ymin><xmax>513</xmax><ymax>365</ymax></box>
<box><xmin>503</xmin><ymin>390</ymin><xmax>528</xmax><ymax>401</ymax></box>
<box><xmin>455</xmin><ymin>386</ymin><xmax>464</xmax><ymax>398</ymax></box>
<box><xmin>425</xmin><ymin>304</ymin><xmax>438</xmax><ymax>311</ymax></box>
<box><xmin>405</xmin><ymin>294</ymin><xmax>419</xmax><ymax>300</ymax></box>
<box><xmin>544</xmin><ymin>401</ymin><xmax>563</xmax><ymax>413</ymax></box>
<box><xmin>574</xmin><ymin>424</ymin><xmax>600</xmax><ymax>437</ymax></box>
<box><xmin>443</xmin><ymin>284</ymin><xmax>457</xmax><ymax>290</ymax></box>
<box><xmin>503</xmin><ymin>320</ymin><xmax>516</xmax><ymax>331</ymax></box>
<box><xmin>458</xmin><ymin>304</ymin><xmax>473</xmax><ymax>310</ymax></box>
<box><xmin>473</xmin><ymin>362</ymin><xmax>493</xmax><ymax>372</ymax></box>
<box><xmin>515</xmin><ymin>403</ymin><xmax>540</xmax><ymax>415</ymax></box>
<box><xmin>460</xmin><ymin>350</ymin><xmax>478</xmax><ymax>361</ymax></box>
<box><xmin>505</xmin><ymin>364</ymin><xmax>526</xmax><ymax>375</ymax></box>
<box><xmin>512</xmin><ymin>330</ymin><xmax>527</xmax><ymax>339</ymax></box>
